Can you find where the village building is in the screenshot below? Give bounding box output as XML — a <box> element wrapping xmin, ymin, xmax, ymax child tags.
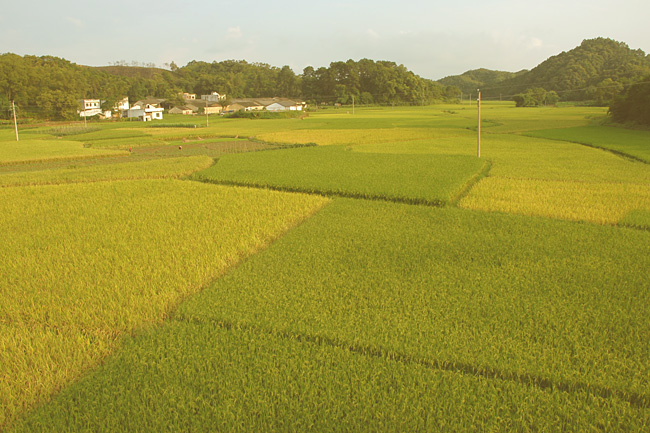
<box><xmin>170</xmin><ymin>95</ymin><xmax>307</xmax><ymax>115</ymax></box>
<box><xmin>229</xmin><ymin>99</ymin><xmax>265</xmax><ymax>111</ymax></box>
<box><xmin>201</xmin><ymin>92</ymin><xmax>226</xmax><ymax>103</ymax></box>
<box><xmin>265</xmin><ymin>98</ymin><xmax>306</xmax><ymax>112</ymax></box>
<box><xmin>185</xmin><ymin>99</ymin><xmax>222</xmax><ymax>115</ymax></box>
<box><xmin>169</xmin><ymin>98</ymin><xmax>223</xmax><ymax>115</ymax></box>
<box><xmin>115</xmin><ymin>97</ymin><xmax>129</xmax><ymax>111</ymax></box>
<box><xmin>123</xmin><ymin>97</ymin><xmax>165</xmax><ymax>121</ymax></box>
<box><xmin>222</xmin><ymin>102</ymin><xmax>246</xmax><ymax>113</ymax></box>
<box><xmin>79</xmin><ymin>99</ymin><xmax>112</xmax><ymax>118</ymax></box>
<box><xmin>168</xmin><ymin>106</ymin><xmax>194</xmax><ymax>115</ymax></box>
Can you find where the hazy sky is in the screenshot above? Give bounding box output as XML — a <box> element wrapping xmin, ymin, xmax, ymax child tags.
<box><xmin>1</xmin><ymin>0</ymin><xmax>648</xmax><ymax>80</ymax></box>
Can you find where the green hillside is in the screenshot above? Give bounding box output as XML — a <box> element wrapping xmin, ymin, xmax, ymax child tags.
<box><xmin>439</xmin><ymin>38</ymin><xmax>650</xmax><ymax>103</ymax></box>
<box><xmin>438</xmin><ymin>68</ymin><xmax>527</xmax><ymax>95</ymax></box>
<box><xmin>495</xmin><ymin>38</ymin><xmax>650</xmax><ymax>101</ymax></box>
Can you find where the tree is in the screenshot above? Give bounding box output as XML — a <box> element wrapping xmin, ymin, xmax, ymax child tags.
<box><xmin>277</xmin><ymin>65</ymin><xmax>298</xmax><ymax>96</ymax></box>
<box><xmin>545</xmin><ymin>91</ymin><xmax>560</xmax><ymax>106</ymax></box>
<box><xmin>594</xmin><ymin>78</ymin><xmax>624</xmax><ymax>106</ymax></box>
<box><xmin>0</xmin><ymin>94</ymin><xmax>11</xmax><ymax>120</ymax></box>
<box><xmin>609</xmin><ymin>75</ymin><xmax>650</xmax><ymax>126</ymax></box>
<box><xmin>359</xmin><ymin>91</ymin><xmax>374</xmax><ymax>105</ymax></box>
<box><xmin>513</xmin><ymin>88</ymin><xmax>554</xmax><ymax>107</ymax></box>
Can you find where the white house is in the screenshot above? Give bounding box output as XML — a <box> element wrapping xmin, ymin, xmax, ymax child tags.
<box><xmin>115</xmin><ymin>97</ymin><xmax>129</xmax><ymax>111</ymax></box>
<box><xmin>79</xmin><ymin>99</ymin><xmax>108</xmax><ymax>117</ymax></box>
<box><xmin>124</xmin><ymin>98</ymin><xmax>164</xmax><ymax>121</ymax></box>
<box><xmin>265</xmin><ymin>99</ymin><xmax>305</xmax><ymax>112</ymax></box>
<box><xmin>201</xmin><ymin>92</ymin><xmax>226</xmax><ymax>103</ymax></box>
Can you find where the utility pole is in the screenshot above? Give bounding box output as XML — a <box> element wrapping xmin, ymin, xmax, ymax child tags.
<box><xmin>206</xmin><ymin>101</ymin><xmax>209</xmax><ymax>127</ymax></box>
<box><xmin>477</xmin><ymin>89</ymin><xmax>481</xmax><ymax>158</ymax></box>
<box><xmin>352</xmin><ymin>94</ymin><xmax>355</xmax><ymax>115</ymax></box>
<box><xmin>12</xmin><ymin>100</ymin><xmax>19</xmax><ymax>141</ymax></box>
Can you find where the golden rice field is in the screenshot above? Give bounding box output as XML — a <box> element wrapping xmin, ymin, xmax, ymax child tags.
<box><xmin>2</xmin><ymin>102</ymin><xmax>650</xmax><ymax>431</ymax></box>
<box><xmin>0</xmin><ymin>139</ymin><xmax>125</xmax><ymax>164</ymax></box>
<box><xmin>0</xmin><ymin>179</ymin><xmax>328</xmax><ymax>428</ymax></box>
<box><xmin>460</xmin><ymin>177</ymin><xmax>650</xmax><ymax>224</ymax></box>
<box><xmin>0</xmin><ymin>156</ymin><xmax>214</xmax><ymax>187</ymax></box>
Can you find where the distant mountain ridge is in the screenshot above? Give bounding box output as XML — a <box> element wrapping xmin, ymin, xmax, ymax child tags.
<box><xmin>439</xmin><ymin>38</ymin><xmax>650</xmax><ymax>101</ymax></box>
<box><xmin>438</xmin><ymin>68</ymin><xmax>528</xmax><ymax>95</ymax></box>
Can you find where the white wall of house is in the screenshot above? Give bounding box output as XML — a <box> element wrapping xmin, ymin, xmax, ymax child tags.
<box><xmin>265</xmin><ymin>103</ymin><xmax>286</xmax><ymax>112</ymax></box>
<box><xmin>80</xmin><ymin>99</ymin><xmax>102</xmax><ymax>117</ymax></box>
<box><xmin>116</xmin><ymin>97</ymin><xmax>129</xmax><ymax>111</ymax></box>
<box><xmin>201</xmin><ymin>92</ymin><xmax>226</xmax><ymax>102</ymax></box>
<box><xmin>124</xmin><ymin>108</ymin><xmax>145</xmax><ymax>118</ymax></box>
<box><xmin>123</xmin><ymin>106</ymin><xmax>163</xmax><ymax>121</ymax></box>
<box><xmin>80</xmin><ymin>108</ymin><xmax>102</xmax><ymax>117</ymax></box>
<box><xmin>83</xmin><ymin>99</ymin><xmax>100</xmax><ymax>109</ymax></box>
<box><xmin>265</xmin><ymin>101</ymin><xmax>303</xmax><ymax>112</ymax></box>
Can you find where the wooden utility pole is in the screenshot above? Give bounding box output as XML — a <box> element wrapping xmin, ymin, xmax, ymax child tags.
<box><xmin>206</xmin><ymin>100</ymin><xmax>209</xmax><ymax>127</ymax></box>
<box><xmin>12</xmin><ymin>100</ymin><xmax>19</xmax><ymax>141</ymax></box>
<box><xmin>352</xmin><ymin>95</ymin><xmax>355</xmax><ymax>114</ymax></box>
<box><xmin>477</xmin><ymin>89</ymin><xmax>481</xmax><ymax>158</ymax></box>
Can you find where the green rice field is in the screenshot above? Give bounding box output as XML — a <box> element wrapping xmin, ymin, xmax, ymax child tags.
<box><xmin>2</xmin><ymin>103</ymin><xmax>650</xmax><ymax>431</ymax></box>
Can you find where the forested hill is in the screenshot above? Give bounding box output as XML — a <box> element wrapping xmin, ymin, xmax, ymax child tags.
<box><xmin>491</xmin><ymin>38</ymin><xmax>650</xmax><ymax>101</ymax></box>
<box><xmin>438</xmin><ymin>68</ymin><xmax>528</xmax><ymax>96</ymax></box>
<box><xmin>0</xmin><ymin>55</ymin><xmax>456</xmax><ymax>120</ymax></box>
<box><xmin>95</xmin><ymin>65</ymin><xmax>168</xmax><ymax>80</ymax></box>
<box><xmin>439</xmin><ymin>38</ymin><xmax>650</xmax><ymax>102</ymax></box>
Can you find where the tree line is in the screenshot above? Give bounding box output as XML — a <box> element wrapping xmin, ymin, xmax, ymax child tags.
<box><xmin>0</xmin><ymin>53</ymin><xmax>459</xmax><ymax>120</ymax></box>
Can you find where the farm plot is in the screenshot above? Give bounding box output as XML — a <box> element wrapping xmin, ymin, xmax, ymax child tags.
<box><xmin>460</xmin><ymin>177</ymin><xmax>650</xmax><ymax>225</ymax></box>
<box><xmin>255</xmin><ymin>127</ymin><xmax>469</xmax><ymax>147</ymax></box>
<box><xmin>0</xmin><ymin>180</ymin><xmax>328</xmax><ymax>429</ymax></box>
<box><xmin>4</xmin><ymin>104</ymin><xmax>648</xmax><ymax>431</ymax></box>
<box><xmin>525</xmin><ymin>125</ymin><xmax>650</xmax><ymax>163</ymax></box>
<box><xmin>0</xmin><ymin>156</ymin><xmax>214</xmax><ymax>187</ymax></box>
<box><xmin>476</xmin><ymin>105</ymin><xmax>607</xmax><ymax>133</ymax></box>
<box><xmin>192</xmin><ymin>145</ymin><xmax>488</xmax><ymax>205</ymax></box>
<box><xmin>0</xmin><ymin>139</ymin><xmax>125</xmax><ymax>164</ymax></box>
<box><xmin>14</xmin><ymin>198</ymin><xmax>649</xmax><ymax>431</ymax></box>
<box><xmin>172</xmin><ymin>199</ymin><xmax>650</xmax><ymax>406</ymax></box>
<box><xmin>11</xmin><ymin>321</ymin><xmax>648</xmax><ymax>432</ymax></box>
<box><xmin>459</xmin><ymin>133</ymin><xmax>650</xmax><ymax>225</ymax></box>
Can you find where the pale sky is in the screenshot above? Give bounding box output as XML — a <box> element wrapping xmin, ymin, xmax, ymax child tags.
<box><xmin>1</xmin><ymin>0</ymin><xmax>648</xmax><ymax>80</ymax></box>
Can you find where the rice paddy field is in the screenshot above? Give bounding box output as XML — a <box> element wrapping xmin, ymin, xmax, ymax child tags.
<box><xmin>2</xmin><ymin>102</ymin><xmax>650</xmax><ymax>431</ymax></box>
